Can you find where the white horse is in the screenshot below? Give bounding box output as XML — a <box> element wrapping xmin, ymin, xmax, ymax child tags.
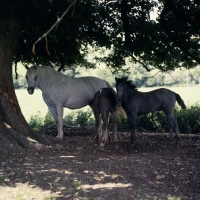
<box><xmin>25</xmin><ymin>66</ymin><xmax>111</xmax><ymax>139</ymax></box>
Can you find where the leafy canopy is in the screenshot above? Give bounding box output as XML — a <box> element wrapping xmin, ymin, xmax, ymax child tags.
<box><xmin>1</xmin><ymin>0</ymin><xmax>200</xmax><ymax>72</ymax></box>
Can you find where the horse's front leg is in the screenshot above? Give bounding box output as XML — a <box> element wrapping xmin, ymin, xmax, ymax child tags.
<box><xmin>47</xmin><ymin>104</ymin><xmax>62</xmax><ymax>138</ymax></box>
<box><xmin>55</xmin><ymin>104</ymin><xmax>64</xmax><ymax>139</ymax></box>
<box><xmin>128</xmin><ymin>114</ymin><xmax>137</xmax><ymax>147</ymax></box>
<box><xmin>90</xmin><ymin>104</ymin><xmax>102</xmax><ymax>140</ymax></box>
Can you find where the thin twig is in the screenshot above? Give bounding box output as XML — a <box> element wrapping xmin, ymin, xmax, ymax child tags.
<box><xmin>32</xmin><ymin>0</ymin><xmax>77</xmax><ymax>55</ymax></box>
<box><xmin>45</xmin><ymin>36</ymin><xmax>51</xmax><ymax>56</ymax></box>
<box><xmin>131</xmin><ymin>54</ymin><xmax>151</xmax><ymax>72</ymax></box>
<box><xmin>15</xmin><ymin>62</ymin><xmax>18</xmax><ymax>79</ymax></box>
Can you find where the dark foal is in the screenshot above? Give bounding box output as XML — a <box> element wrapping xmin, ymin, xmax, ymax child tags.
<box><xmin>93</xmin><ymin>88</ymin><xmax>118</xmax><ymax>148</ymax></box>
<box><xmin>115</xmin><ymin>76</ymin><xmax>186</xmax><ymax>147</ymax></box>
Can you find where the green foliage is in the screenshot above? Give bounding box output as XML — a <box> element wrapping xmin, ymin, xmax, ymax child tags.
<box><xmin>28</xmin><ymin>112</ymin><xmax>44</xmax><ymax>130</ymax></box>
<box><xmin>13</xmin><ymin>74</ymin><xmax>27</xmax><ymax>89</ymax></box>
<box><xmin>174</xmin><ymin>104</ymin><xmax>200</xmax><ymax>133</ymax></box>
<box><xmin>29</xmin><ymin>109</ymin><xmax>95</xmax><ymax>130</ymax></box>
<box><xmin>63</xmin><ymin>112</ymin><xmax>77</xmax><ymax>126</ymax></box>
<box><xmin>2</xmin><ymin>0</ymin><xmax>199</xmax><ymax>73</ymax></box>
<box><xmin>29</xmin><ymin>104</ymin><xmax>200</xmax><ymax>134</ymax></box>
<box><xmin>43</xmin><ymin>110</ymin><xmax>55</xmax><ymax>125</ymax></box>
<box><xmin>75</xmin><ymin>110</ymin><xmax>95</xmax><ymax>127</ymax></box>
<box><xmin>135</xmin><ymin>104</ymin><xmax>200</xmax><ymax>134</ymax></box>
<box><xmin>64</xmin><ymin>109</ymin><xmax>95</xmax><ymax>126</ymax></box>
<box><xmin>0</xmin><ymin>175</ymin><xmax>5</xmax><ymax>185</ymax></box>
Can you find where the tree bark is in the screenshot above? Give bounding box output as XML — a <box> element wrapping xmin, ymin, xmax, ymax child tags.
<box><xmin>0</xmin><ymin>17</ymin><xmax>50</xmax><ymax>151</ymax></box>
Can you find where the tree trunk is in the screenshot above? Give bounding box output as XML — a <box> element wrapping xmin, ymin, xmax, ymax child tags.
<box><xmin>0</xmin><ymin>17</ymin><xmax>50</xmax><ymax>151</ymax></box>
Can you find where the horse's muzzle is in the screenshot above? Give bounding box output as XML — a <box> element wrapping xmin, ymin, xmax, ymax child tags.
<box><xmin>27</xmin><ymin>87</ymin><xmax>34</xmax><ymax>95</ymax></box>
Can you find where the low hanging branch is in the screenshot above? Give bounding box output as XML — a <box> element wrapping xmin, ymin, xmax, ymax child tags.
<box><xmin>32</xmin><ymin>0</ymin><xmax>77</xmax><ymax>56</ymax></box>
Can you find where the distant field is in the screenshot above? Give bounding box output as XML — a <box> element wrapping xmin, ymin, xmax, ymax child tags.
<box><xmin>15</xmin><ymin>87</ymin><xmax>200</xmax><ymax>122</ymax></box>
<box><xmin>15</xmin><ymin>89</ymin><xmax>87</xmax><ymax>122</ymax></box>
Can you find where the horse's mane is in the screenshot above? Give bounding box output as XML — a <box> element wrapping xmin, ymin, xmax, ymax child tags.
<box><xmin>117</xmin><ymin>76</ymin><xmax>137</xmax><ymax>90</ymax></box>
<box><xmin>35</xmin><ymin>65</ymin><xmax>60</xmax><ymax>75</ymax></box>
<box><xmin>36</xmin><ymin>65</ymin><xmax>54</xmax><ymax>71</ymax></box>
<box><xmin>33</xmin><ymin>65</ymin><xmax>63</xmax><ymax>81</ymax></box>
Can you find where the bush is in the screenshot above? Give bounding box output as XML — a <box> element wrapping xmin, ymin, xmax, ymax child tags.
<box><xmin>43</xmin><ymin>110</ymin><xmax>55</xmax><ymax>125</ymax></box>
<box><xmin>28</xmin><ymin>112</ymin><xmax>44</xmax><ymax>130</ymax></box>
<box><xmin>28</xmin><ymin>108</ymin><xmax>95</xmax><ymax>129</ymax></box>
<box><xmin>63</xmin><ymin>112</ymin><xmax>76</xmax><ymax>126</ymax></box>
<box><xmin>128</xmin><ymin>104</ymin><xmax>200</xmax><ymax>134</ymax></box>
<box><xmin>28</xmin><ymin>104</ymin><xmax>200</xmax><ymax>134</ymax></box>
<box><xmin>175</xmin><ymin>104</ymin><xmax>200</xmax><ymax>133</ymax></box>
<box><xmin>75</xmin><ymin>109</ymin><xmax>95</xmax><ymax>126</ymax></box>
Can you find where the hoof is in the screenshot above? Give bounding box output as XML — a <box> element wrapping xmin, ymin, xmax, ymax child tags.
<box><xmin>129</xmin><ymin>142</ymin><xmax>136</xmax><ymax>147</ymax></box>
<box><xmin>166</xmin><ymin>139</ymin><xmax>173</xmax><ymax>148</ymax></box>
<box><xmin>100</xmin><ymin>142</ymin><xmax>105</xmax><ymax>147</ymax></box>
<box><xmin>174</xmin><ymin>142</ymin><xmax>179</xmax><ymax>148</ymax></box>
<box><xmin>56</xmin><ymin>135</ymin><xmax>63</xmax><ymax>140</ymax></box>
<box><xmin>166</xmin><ymin>142</ymin><xmax>170</xmax><ymax>148</ymax></box>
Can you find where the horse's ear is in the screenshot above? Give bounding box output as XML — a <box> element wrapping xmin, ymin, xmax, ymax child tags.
<box><xmin>125</xmin><ymin>77</ymin><xmax>128</xmax><ymax>81</ymax></box>
<box><xmin>115</xmin><ymin>77</ymin><xmax>118</xmax><ymax>82</ymax></box>
<box><xmin>24</xmin><ymin>65</ymin><xmax>29</xmax><ymax>70</ymax></box>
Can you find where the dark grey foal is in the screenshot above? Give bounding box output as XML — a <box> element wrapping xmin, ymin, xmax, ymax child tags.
<box><xmin>93</xmin><ymin>88</ymin><xmax>118</xmax><ymax>148</ymax></box>
<box><xmin>115</xmin><ymin>76</ymin><xmax>186</xmax><ymax>147</ymax></box>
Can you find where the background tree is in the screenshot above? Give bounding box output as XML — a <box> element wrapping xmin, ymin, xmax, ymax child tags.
<box><xmin>0</xmin><ymin>0</ymin><xmax>200</xmax><ymax>150</ymax></box>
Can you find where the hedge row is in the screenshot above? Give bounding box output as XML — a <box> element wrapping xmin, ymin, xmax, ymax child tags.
<box><xmin>29</xmin><ymin>104</ymin><xmax>200</xmax><ymax>134</ymax></box>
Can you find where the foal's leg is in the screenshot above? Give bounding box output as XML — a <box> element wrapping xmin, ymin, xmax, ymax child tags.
<box><xmin>94</xmin><ymin>111</ymin><xmax>101</xmax><ymax>144</ymax></box>
<box><xmin>112</xmin><ymin>111</ymin><xmax>118</xmax><ymax>148</ymax></box>
<box><xmin>128</xmin><ymin>113</ymin><xmax>137</xmax><ymax>147</ymax></box>
<box><xmin>106</xmin><ymin>111</ymin><xmax>112</xmax><ymax>144</ymax></box>
<box><xmin>166</xmin><ymin>113</ymin><xmax>180</xmax><ymax>147</ymax></box>
<box><xmin>173</xmin><ymin>115</ymin><xmax>180</xmax><ymax>147</ymax></box>
<box><xmin>100</xmin><ymin>111</ymin><xmax>109</xmax><ymax>147</ymax></box>
<box><xmin>90</xmin><ymin>105</ymin><xmax>102</xmax><ymax>138</ymax></box>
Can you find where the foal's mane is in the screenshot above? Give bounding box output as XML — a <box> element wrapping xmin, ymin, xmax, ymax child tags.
<box><xmin>118</xmin><ymin>76</ymin><xmax>137</xmax><ymax>90</ymax></box>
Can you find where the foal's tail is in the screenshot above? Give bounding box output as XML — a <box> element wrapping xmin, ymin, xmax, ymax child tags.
<box><xmin>105</xmin><ymin>80</ymin><xmax>127</xmax><ymax>121</ymax></box>
<box><xmin>175</xmin><ymin>93</ymin><xmax>186</xmax><ymax>109</ymax></box>
<box><xmin>117</xmin><ymin>102</ymin><xmax>127</xmax><ymax>122</ymax></box>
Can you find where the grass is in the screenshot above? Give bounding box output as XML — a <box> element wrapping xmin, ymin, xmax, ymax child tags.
<box><xmin>0</xmin><ymin>175</ymin><xmax>5</xmax><ymax>185</ymax></box>
<box><xmin>15</xmin><ymin>87</ymin><xmax>200</xmax><ymax>122</ymax></box>
<box><xmin>0</xmin><ymin>183</ymin><xmax>57</xmax><ymax>200</ymax></box>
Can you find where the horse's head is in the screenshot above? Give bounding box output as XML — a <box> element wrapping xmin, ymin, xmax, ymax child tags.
<box><xmin>115</xmin><ymin>76</ymin><xmax>128</xmax><ymax>100</ymax></box>
<box><xmin>25</xmin><ymin>66</ymin><xmax>38</xmax><ymax>95</ymax></box>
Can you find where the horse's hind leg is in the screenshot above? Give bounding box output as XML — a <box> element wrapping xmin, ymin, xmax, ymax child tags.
<box><xmin>166</xmin><ymin>113</ymin><xmax>180</xmax><ymax>147</ymax></box>
<box><xmin>173</xmin><ymin>117</ymin><xmax>180</xmax><ymax>147</ymax></box>
<box><xmin>94</xmin><ymin>112</ymin><xmax>101</xmax><ymax>144</ymax></box>
<box><xmin>112</xmin><ymin>111</ymin><xmax>118</xmax><ymax>148</ymax></box>
<box><xmin>100</xmin><ymin>111</ymin><xmax>109</xmax><ymax>147</ymax></box>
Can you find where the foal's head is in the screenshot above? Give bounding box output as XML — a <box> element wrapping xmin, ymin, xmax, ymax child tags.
<box><xmin>25</xmin><ymin>66</ymin><xmax>38</xmax><ymax>95</ymax></box>
<box><xmin>115</xmin><ymin>76</ymin><xmax>137</xmax><ymax>100</ymax></box>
